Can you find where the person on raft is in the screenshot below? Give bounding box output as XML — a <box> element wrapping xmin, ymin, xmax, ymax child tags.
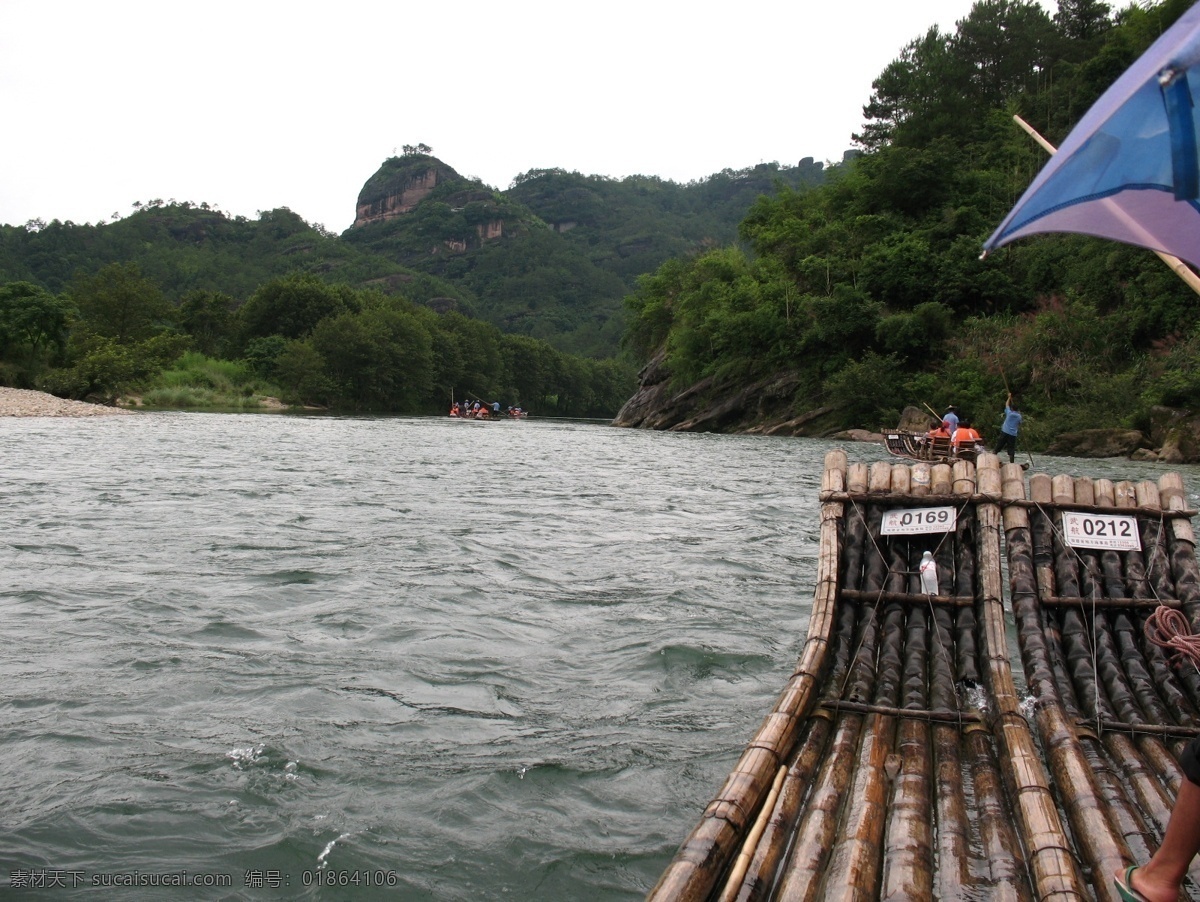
<box><xmin>1115</xmin><ymin>738</ymin><xmax>1200</xmax><ymax>899</ymax></box>
<box><xmin>952</xmin><ymin>417</ymin><xmax>984</xmax><ymax>456</ymax></box>
<box><xmin>994</xmin><ymin>393</ymin><xmax>1022</xmax><ymax>464</ymax></box>
<box><xmin>942</xmin><ymin>405</ymin><xmax>959</xmax><ymax>441</ymax></box>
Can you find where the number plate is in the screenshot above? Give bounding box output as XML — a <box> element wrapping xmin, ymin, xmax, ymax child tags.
<box><xmin>881</xmin><ymin>506</ymin><xmax>957</xmax><ymax>535</ymax></box>
<box><xmin>1062</xmin><ymin>512</ymin><xmax>1141</xmax><ymax>550</ymax></box>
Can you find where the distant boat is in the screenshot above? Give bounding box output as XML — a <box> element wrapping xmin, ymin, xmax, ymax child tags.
<box><xmin>448</xmin><ymin>406</ymin><xmax>529</xmax><ymax>420</ymax></box>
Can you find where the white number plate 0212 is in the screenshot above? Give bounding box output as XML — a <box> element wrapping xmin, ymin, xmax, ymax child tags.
<box><xmin>880</xmin><ymin>506</ymin><xmax>957</xmax><ymax>535</ymax></box>
<box><xmin>1062</xmin><ymin>512</ymin><xmax>1141</xmax><ymax>550</ymax></box>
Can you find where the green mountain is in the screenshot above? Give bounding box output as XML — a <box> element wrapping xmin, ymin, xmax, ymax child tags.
<box><xmin>342</xmin><ymin>154</ymin><xmax>830</xmax><ymax>356</ymax></box>
<box><xmin>0</xmin><ymin>154</ymin><xmax>832</xmax><ymax>361</ymax></box>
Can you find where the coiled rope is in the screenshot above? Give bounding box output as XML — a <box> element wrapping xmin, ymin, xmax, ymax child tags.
<box><xmin>1145</xmin><ymin>605</ymin><xmax>1200</xmax><ymax>671</ymax></box>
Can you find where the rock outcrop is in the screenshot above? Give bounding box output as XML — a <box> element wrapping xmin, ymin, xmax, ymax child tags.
<box><xmin>612</xmin><ymin>351</ymin><xmax>839</xmax><ymax>436</ymax></box>
<box><xmin>1045</xmin><ymin>429</ymin><xmax>1150</xmax><ymax>458</ymax></box>
<box><xmin>354</xmin><ymin>167</ymin><xmax>441</xmax><ymax>227</ymax></box>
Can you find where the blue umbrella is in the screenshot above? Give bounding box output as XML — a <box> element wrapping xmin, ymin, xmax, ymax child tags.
<box><xmin>983</xmin><ymin>3</ymin><xmax>1200</xmax><ymax>271</ymax></box>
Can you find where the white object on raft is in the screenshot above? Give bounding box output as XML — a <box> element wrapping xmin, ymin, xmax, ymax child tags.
<box><xmin>919</xmin><ymin>551</ymin><xmax>939</xmax><ymax>595</ymax></box>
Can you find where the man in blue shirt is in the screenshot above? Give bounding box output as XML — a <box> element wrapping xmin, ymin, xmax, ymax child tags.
<box><xmin>942</xmin><ymin>406</ymin><xmax>959</xmax><ymax>441</ymax></box>
<box><xmin>994</xmin><ymin>393</ymin><xmax>1022</xmax><ymax>463</ymax></box>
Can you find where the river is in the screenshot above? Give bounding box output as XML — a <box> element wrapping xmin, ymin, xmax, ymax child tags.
<box><xmin>2</xmin><ymin>413</ymin><xmax>1195</xmax><ymax>900</ymax></box>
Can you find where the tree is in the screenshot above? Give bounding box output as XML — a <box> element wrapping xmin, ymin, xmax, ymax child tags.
<box><xmin>1054</xmin><ymin>0</ymin><xmax>1112</xmax><ymax>42</ymax></box>
<box><xmin>70</xmin><ymin>263</ymin><xmax>173</xmax><ymax>344</ymax></box>
<box><xmin>178</xmin><ymin>290</ymin><xmax>235</xmax><ymax>356</ymax></box>
<box><xmin>857</xmin><ymin>27</ymin><xmax>961</xmax><ymax>150</ymax></box>
<box><xmin>273</xmin><ymin>339</ymin><xmax>332</xmax><ymax>406</ymax></box>
<box><xmin>237</xmin><ymin>273</ymin><xmax>359</xmax><ymax>343</ymax></box>
<box><xmin>0</xmin><ymin>281</ymin><xmax>75</xmax><ymax>360</ymax></box>
<box><xmin>309</xmin><ymin>301</ymin><xmax>434</xmax><ymax>408</ymax></box>
<box><xmin>953</xmin><ymin>0</ymin><xmax>1057</xmax><ymax>109</ymax></box>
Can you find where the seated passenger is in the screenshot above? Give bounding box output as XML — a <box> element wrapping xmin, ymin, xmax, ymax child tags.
<box><xmin>953</xmin><ymin>419</ymin><xmax>985</xmax><ymax>455</ymax></box>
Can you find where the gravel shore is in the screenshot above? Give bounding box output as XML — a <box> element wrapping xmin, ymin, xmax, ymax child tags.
<box><xmin>0</xmin><ymin>387</ymin><xmax>135</xmax><ymax>417</ymax></box>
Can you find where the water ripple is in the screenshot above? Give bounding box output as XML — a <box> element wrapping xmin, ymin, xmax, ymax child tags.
<box><xmin>3</xmin><ymin>414</ymin><xmax>1191</xmax><ymax>898</ymax></box>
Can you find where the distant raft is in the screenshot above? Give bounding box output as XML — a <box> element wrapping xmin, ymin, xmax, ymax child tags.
<box><xmin>649</xmin><ymin>451</ymin><xmax>1200</xmax><ymax>901</ymax></box>
<box><xmin>882</xmin><ymin>428</ymin><xmax>987</xmax><ymax>464</ymax></box>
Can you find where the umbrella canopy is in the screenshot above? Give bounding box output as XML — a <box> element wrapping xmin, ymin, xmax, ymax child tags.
<box><xmin>983</xmin><ymin>3</ymin><xmax>1200</xmax><ymax>270</ymax></box>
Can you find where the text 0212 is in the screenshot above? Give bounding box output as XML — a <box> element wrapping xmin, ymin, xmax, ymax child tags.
<box><xmin>1062</xmin><ymin>512</ymin><xmax>1141</xmax><ymax>550</ymax></box>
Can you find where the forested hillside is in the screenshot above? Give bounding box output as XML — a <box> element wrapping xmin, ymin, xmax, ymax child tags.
<box><xmin>0</xmin><ymin>143</ymin><xmax>829</xmax><ymax>415</ymax></box>
<box><xmin>620</xmin><ymin>0</ymin><xmax>1200</xmax><ymax>458</ymax></box>
<box><xmin>343</xmin><ymin>154</ymin><xmax>827</xmax><ymax>357</ymax></box>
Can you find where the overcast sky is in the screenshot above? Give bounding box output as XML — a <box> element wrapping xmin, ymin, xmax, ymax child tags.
<box><xmin>1</xmin><ymin>0</ymin><xmax>1058</xmax><ymax>233</ymax></box>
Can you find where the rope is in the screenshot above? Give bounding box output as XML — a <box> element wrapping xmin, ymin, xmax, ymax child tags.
<box><xmin>1145</xmin><ymin>605</ymin><xmax>1200</xmax><ymax>671</ymax></box>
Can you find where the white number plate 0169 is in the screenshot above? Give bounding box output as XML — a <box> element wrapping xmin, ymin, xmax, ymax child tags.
<box><xmin>1062</xmin><ymin>512</ymin><xmax>1141</xmax><ymax>550</ymax></box>
<box><xmin>880</xmin><ymin>506</ymin><xmax>957</xmax><ymax>535</ymax></box>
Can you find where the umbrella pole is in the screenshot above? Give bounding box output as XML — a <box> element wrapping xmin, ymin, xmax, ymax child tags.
<box><xmin>1013</xmin><ymin>115</ymin><xmax>1200</xmax><ymax>298</ymax></box>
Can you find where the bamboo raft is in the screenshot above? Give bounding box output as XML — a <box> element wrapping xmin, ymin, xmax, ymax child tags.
<box><xmin>649</xmin><ymin>450</ymin><xmax>1200</xmax><ymax>902</ymax></box>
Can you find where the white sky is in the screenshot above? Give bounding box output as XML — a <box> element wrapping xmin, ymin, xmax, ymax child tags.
<box><xmin>0</xmin><ymin>0</ymin><xmax>1058</xmax><ymax>234</ymax></box>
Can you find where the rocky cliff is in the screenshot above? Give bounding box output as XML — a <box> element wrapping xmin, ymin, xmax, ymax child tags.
<box><xmin>354</xmin><ymin>167</ymin><xmax>442</xmax><ymax>227</ymax></box>
<box><xmin>612</xmin><ymin>350</ymin><xmax>840</xmax><ymax>437</ymax></box>
<box><xmin>350</xmin><ymin>154</ymin><xmax>505</xmax><ymax>237</ymax></box>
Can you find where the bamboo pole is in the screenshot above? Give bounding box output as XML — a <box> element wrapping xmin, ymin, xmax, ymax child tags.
<box><xmin>728</xmin><ymin>714</ymin><xmax>835</xmax><ymax>902</ymax></box>
<box><xmin>772</xmin><ymin>461</ymin><xmax>892</xmax><ymax>900</ymax></box>
<box><xmin>1120</xmin><ymin>479</ymin><xmax>1200</xmax><ymax>732</ymax></box>
<box><xmin>719</xmin><ymin>766</ymin><xmax>787</xmax><ymax>902</ymax></box>
<box><xmin>1017</xmin><ymin>468</ymin><xmax>1148</xmax><ymax>900</ymax></box>
<box><xmin>925</xmin><ymin>465</ymin><xmax>976</xmax><ymax>897</ymax></box>
<box><xmin>838</xmin><ymin>588</ymin><xmax>976</xmax><ymax>607</ymax></box>
<box><xmin>822</xmin><ymin>601</ymin><xmax>902</xmax><ymax>898</ymax></box>
<box><xmin>771</xmin><ymin>707</ymin><xmax>867</xmax><ymax>900</ymax></box>
<box><xmin>1162</xmin><ymin>472</ymin><xmax>1200</xmax><ymax>627</ymax></box>
<box><xmin>774</xmin><ymin>596</ymin><xmax>882</xmax><ymax>900</ymax></box>
<box><xmin>881</xmin><ymin>652</ymin><xmax>934</xmax><ymax>901</ymax></box>
<box><xmin>992</xmin><ymin>460</ymin><xmax>1090</xmax><ymax>900</ymax></box>
<box><xmin>966</xmin><ymin>723</ymin><xmax>1034</xmax><ymax>901</ymax></box>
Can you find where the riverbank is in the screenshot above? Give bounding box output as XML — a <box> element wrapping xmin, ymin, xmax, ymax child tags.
<box><xmin>0</xmin><ymin>387</ymin><xmax>134</xmax><ymax>417</ymax></box>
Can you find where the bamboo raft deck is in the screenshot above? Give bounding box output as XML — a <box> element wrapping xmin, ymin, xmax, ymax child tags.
<box><xmin>649</xmin><ymin>450</ymin><xmax>1200</xmax><ymax>902</ymax></box>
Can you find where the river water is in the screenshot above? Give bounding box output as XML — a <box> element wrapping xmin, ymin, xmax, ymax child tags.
<box><xmin>3</xmin><ymin>413</ymin><xmax>1197</xmax><ymax>900</ymax></box>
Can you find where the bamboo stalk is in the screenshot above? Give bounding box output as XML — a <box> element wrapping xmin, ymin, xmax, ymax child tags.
<box><xmin>910</xmin><ymin>462</ymin><xmax>931</xmax><ymax>498</ymax></box>
<box><xmin>1040</xmin><ymin>596</ymin><xmax>1178</xmax><ymax>608</ymax></box>
<box><xmin>965</xmin><ymin>725</ymin><xmax>1034</xmax><ymax>901</ymax></box>
<box><xmin>991</xmin><ymin>459</ymin><xmax>1089</xmax><ymax>898</ymax></box>
<box><xmin>819</xmin><ymin>699</ymin><xmax>981</xmax><ymax>724</ymax></box>
<box><xmin>838</xmin><ymin>588</ymin><xmax>975</xmax><ymax>607</ymax></box>
<box><xmin>730</xmin><ymin>715</ymin><xmax>835</xmax><ymax>902</ymax></box>
<box><xmin>775</xmin><ymin>601</ymin><xmax>888</xmax><ymax>899</ymax></box>
<box><xmin>1162</xmin><ymin>472</ymin><xmax>1200</xmax><ymax>627</ymax></box>
<box><xmin>1021</xmin><ymin>475</ymin><xmax>1139</xmax><ymax>900</ymax></box>
<box><xmin>931</xmin><ymin>463</ymin><xmax>953</xmax><ymax>496</ymax></box>
<box><xmin>881</xmin><ymin>712</ymin><xmax>934</xmax><ymax>900</ymax></box>
<box><xmin>926</xmin><ymin>455</ymin><xmax>979</xmax><ymax>897</ymax></box>
<box><xmin>771</xmin><ymin>710</ymin><xmax>867</xmax><ymax>900</ymax></box>
<box><xmin>1090</xmin><ymin>719</ymin><xmax>1200</xmax><ymax>738</ymax></box>
<box><xmin>823</xmin><ymin>704</ymin><xmax>896</xmax><ymax>897</ymax></box>
<box><xmin>719</xmin><ymin>766</ymin><xmax>788</xmax><ymax>902</ymax></box>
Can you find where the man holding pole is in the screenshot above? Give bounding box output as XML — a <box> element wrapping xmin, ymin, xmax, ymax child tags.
<box><xmin>994</xmin><ymin>393</ymin><xmax>1022</xmax><ymax>463</ymax></box>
